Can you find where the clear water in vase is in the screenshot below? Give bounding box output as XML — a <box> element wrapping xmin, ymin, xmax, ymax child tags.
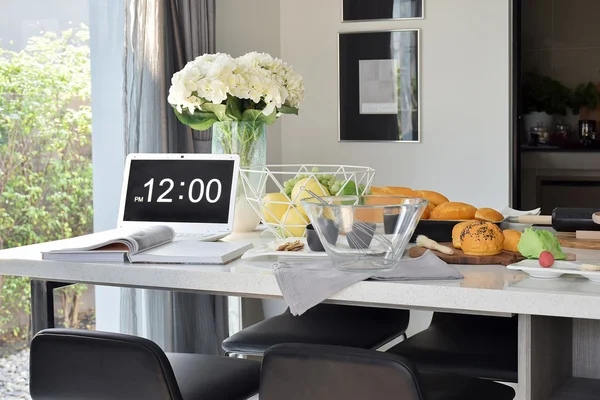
<box><xmin>212</xmin><ymin>122</ymin><xmax>266</xmax><ymax>233</ymax></box>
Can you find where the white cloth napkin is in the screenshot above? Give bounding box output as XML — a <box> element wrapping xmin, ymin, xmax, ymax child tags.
<box><xmin>499</xmin><ymin>207</ymin><xmax>541</xmax><ymax>218</ymax></box>
<box><xmin>499</xmin><ymin>207</ymin><xmax>541</xmax><ymax>231</ymax></box>
<box><xmin>272</xmin><ymin>250</ymin><xmax>462</xmax><ymax>316</ymax></box>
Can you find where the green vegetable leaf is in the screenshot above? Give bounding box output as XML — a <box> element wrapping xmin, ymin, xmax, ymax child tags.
<box><xmin>174</xmin><ymin>108</ymin><xmax>218</xmax><ymax>130</ymax></box>
<box><xmin>518</xmin><ymin>228</ymin><xmax>566</xmax><ymax>260</ymax></box>
<box><xmin>278</xmin><ymin>105</ymin><xmax>299</xmax><ymax>115</ymax></box>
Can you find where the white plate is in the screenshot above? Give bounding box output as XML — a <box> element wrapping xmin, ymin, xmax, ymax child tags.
<box><xmin>241</xmin><ymin>236</ymin><xmax>390</xmax><ymax>261</ymax></box>
<box><xmin>507</xmin><ymin>259</ymin><xmax>600</xmax><ymax>282</ymax></box>
<box><xmin>580</xmin><ymin>272</ymin><xmax>600</xmax><ymax>283</ymax></box>
<box><xmin>241</xmin><ymin>238</ymin><xmax>328</xmax><ymax>261</ymax></box>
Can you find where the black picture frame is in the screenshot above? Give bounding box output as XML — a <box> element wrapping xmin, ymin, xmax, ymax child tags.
<box><xmin>342</xmin><ymin>0</ymin><xmax>424</xmax><ymax>22</ymax></box>
<box><xmin>338</xmin><ymin>30</ymin><xmax>420</xmax><ymax>142</ymax></box>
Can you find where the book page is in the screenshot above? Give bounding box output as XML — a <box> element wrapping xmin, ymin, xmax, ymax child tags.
<box><xmin>127</xmin><ymin>225</ymin><xmax>175</xmax><ymax>254</ymax></box>
<box><xmin>130</xmin><ymin>240</ymin><xmax>253</xmax><ymax>264</ymax></box>
<box><xmin>44</xmin><ymin>225</ymin><xmax>174</xmax><ymax>255</ymax></box>
<box><xmin>94</xmin><ymin>243</ymin><xmax>130</xmax><ymax>251</ymax></box>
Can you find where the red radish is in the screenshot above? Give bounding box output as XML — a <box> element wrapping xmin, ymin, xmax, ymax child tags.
<box><xmin>539</xmin><ymin>251</ymin><xmax>555</xmax><ymax>268</ymax></box>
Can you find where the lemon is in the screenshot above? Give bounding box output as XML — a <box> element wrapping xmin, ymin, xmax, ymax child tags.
<box><xmin>291</xmin><ymin>177</ymin><xmax>330</xmax><ymax>217</ymax></box>
<box><xmin>281</xmin><ymin>207</ymin><xmax>308</xmax><ymax>238</ymax></box>
<box><xmin>261</xmin><ymin>193</ymin><xmax>290</xmax><ymax>224</ymax></box>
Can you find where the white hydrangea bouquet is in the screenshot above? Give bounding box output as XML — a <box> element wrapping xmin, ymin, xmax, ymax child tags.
<box><xmin>169</xmin><ymin>52</ymin><xmax>303</xmax><ymax>127</ymax></box>
<box><xmin>168</xmin><ymin>52</ymin><xmax>304</xmax><ymax>166</ymax></box>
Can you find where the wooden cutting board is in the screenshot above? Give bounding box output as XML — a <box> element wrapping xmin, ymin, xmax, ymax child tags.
<box><xmin>409</xmin><ymin>243</ymin><xmax>526</xmax><ymax>266</ymax></box>
<box><xmin>557</xmin><ymin>232</ymin><xmax>600</xmax><ymax>250</ymax></box>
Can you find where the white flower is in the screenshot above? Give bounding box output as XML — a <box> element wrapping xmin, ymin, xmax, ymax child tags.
<box><xmin>168</xmin><ymin>53</ymin><xmax>237</xmax><ymax>114</ymax></box>
<box><xmin>168</xmin><ymin>51</ymin><xmax>304</xmax><ymax>120</ymax></box>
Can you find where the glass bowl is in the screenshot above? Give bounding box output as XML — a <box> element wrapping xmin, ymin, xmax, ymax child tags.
<box><xmin>302</xmin><ymin>195</ymin><xmax>428</xmax><ymax>272</ymax></box>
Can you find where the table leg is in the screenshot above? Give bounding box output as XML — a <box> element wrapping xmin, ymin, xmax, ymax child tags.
<box><xmin>30</xmin><ymin>280</ymin><xmax>73</xmax><ymax>335</ymax></box>
<box><xmin>518</xmin><ymin>314</ymin><xmax>572</xmax><ymax>400</ymax></box>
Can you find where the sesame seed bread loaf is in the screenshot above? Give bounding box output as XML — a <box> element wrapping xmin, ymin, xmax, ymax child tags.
<box><xmin>461</xmin><ymin>222</ymin><xmax>504</xmax><ymax>256</ymax></box>
<box><xmin>451</xmin><ymin>220</ymin><xmax>481</xmax><ymax>249</ymax></box>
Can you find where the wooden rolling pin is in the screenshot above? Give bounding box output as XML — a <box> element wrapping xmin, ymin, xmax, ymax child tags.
<box><xmin>513</xmin><ymin>208</ymin><xmax>600</xmax><ymax>232</ymax></box>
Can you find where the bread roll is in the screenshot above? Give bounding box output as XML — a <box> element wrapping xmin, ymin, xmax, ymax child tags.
<box><xmin>475</xmin><ymin>208</ymin><xmax>504</xmax><ymax>223</ymax></box>
<box><xmin>417</xmin><ymin>190</ymin><xmax>449</xmax><ymax>206</ymax></box>
<box><xmin>421</xmin><ymin>204</ymin><xmax>431</xmax><ymax>220</ymax></box>
<box><xmin>452</xmin><ymin>220</ymin><xmax>481</xmax><ymax>249</ymax></box>
<box><xmin>357</xmin><ymin>195</ymin><xmax>420</xmax><ymax>223</ymax></box>
<box><xmin>430</xmin><ymin>202</ymin><xmax>477</xmax><ymax>220</ymax></box>
<box><xmin>379</xmin><ymin>186</ymin><xmax>421</xmax><ymax>198</ymax></box>
<box><xmin>370</xmin><ymin>186</ymin><xmax>390</xmax><ymax>195</ymax></box>
<box><xmin>356</xmin><ymin>196</ymin><xmax>388</xmax><ymax>223</ymax></box>
<box><xmin>502</xmin><ymin>229</ymin><xmax>522</xmax><ymax>252</ymax></box>
<box><xmin>461</xmin><ymin>222</ymin><xmax>504</xmax><ymax>256</ymax></box>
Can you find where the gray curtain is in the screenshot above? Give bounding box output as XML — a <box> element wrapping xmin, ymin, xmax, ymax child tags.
<box><xmin>121</xmin><ymin>0</ymin><xmax>225</xmax><ymax>354</ymax></box>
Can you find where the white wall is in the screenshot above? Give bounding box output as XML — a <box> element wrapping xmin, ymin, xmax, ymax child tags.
<box><xmin>280</xmin><ymin>0</ymin><xmax>512</xmax><ymax>209</ymax></box>
<box><xmin>216</xmin><ymin>0</ymin><xmax>282</xmax><ymax>165</ymax></box>
<box><xmin>216</xmin><ymin>0</ymin><xmax>288</xmax><ymax>321</ymax></box>
<box><xmin>216</xmin><ymin>0</ymin><xmax>513</xmax><ymax>334</ymax></box>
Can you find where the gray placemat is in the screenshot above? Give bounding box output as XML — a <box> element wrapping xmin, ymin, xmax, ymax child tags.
<box><xmin>272</xmin><ymin>250</ymin><xmax>462</xmax><ymax>315</ymax></box>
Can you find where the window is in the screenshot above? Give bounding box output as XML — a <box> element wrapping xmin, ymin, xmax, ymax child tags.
<box><xmin>0</xmin><ymin>1</ymin><xmax>94</xmax><ymax>397</ymax></box>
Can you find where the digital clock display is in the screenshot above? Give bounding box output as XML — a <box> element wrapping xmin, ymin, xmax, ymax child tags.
<box><xmin>123</xmin><ymin>159</ymin><xmax>235</xmax><ymax>224</ymax></box>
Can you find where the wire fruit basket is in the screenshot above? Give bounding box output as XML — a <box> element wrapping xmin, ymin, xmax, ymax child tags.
<box><xmin>239</xmin><ymin>165</ymin><xmax>375</xmax><ymax>239</ymax></box>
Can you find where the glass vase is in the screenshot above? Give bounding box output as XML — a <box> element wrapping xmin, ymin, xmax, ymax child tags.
<box><xmin>212</xmin><ymin>122</ymin><xmax>267</xmax><ymax>233</ymax></box>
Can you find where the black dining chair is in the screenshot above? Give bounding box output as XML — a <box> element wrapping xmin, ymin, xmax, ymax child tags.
<box><xmin>387</xmin><ymin>313</ymin><xmax>518</xmax><ymax>382</ymax></box>
<box><xmin>222</xmin><ymin>304</ymin><xmax>410</xmax><ymax>356</ymax></box>
<box><xmin>29</xmin><ymin>329</ymin><xmax>260</xmax><ymax>400</ymax></box>
<box><xmin>259</xmin><ymin>343</ymin><xmax>516</xmax><ymax>400</ymax></box>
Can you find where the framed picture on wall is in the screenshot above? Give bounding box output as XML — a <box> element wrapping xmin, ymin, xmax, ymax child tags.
<box><xmin>338</xmin><ymin>29</ymin><xmax>420</xmax><ymax>142</ymax></box>
<box><xmin>342</xmin><ymin>0</ymin><xmax>424</xmax><ymax>22</ymax></box>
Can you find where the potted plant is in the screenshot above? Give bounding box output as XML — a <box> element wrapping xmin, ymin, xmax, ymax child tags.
<box><xmin>168</xmin><ymin>52</ymin><xmax>304</xmax><ymax>232</ymax></box>
<box><xmin>522</xmin><ymin>69</ymin><xmax>571</xmax><ymax>133</ymax></box>
<box><xmin>571</xmin><ymin>81</ymin><xmax>600</xmax><ymax>117</ymax></box>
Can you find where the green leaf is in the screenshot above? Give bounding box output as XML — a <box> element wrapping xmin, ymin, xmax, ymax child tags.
<box><xmin>258</xmin><ymin>109</ymin><xmax>278</xmax><ymax>125</ymax></box>
<box><xmin>225</xmin><ymin>96</ymin><xmax>243</xmax><ymax>120</ymax></box>
<box><xmin>241</xmin><ymin>109</ymin><xmax>263</xmax><ymax>123</ymax></box>
<box><xmin>174</xmin><ymin>108</ymin><xmax>218</xmax><ymax>130</ymax></box>
<box><xmin>278</xmin><ymin>105</ymin><xmax>299</xmax><ymax>115</ymax></box>
<box><xmin>242</xmin><ymin>109</ymin><xmax>277</xmax><ymax>125</ymax></box>
<box><xmin>571</xmin><ymin>82</ymin><xmax>600</xmax><ymax>116</ymax></box>
<box><xmin>201</xmin><ymin>103</ymin><xmax>231</xmax><ymax>122</ymax></box>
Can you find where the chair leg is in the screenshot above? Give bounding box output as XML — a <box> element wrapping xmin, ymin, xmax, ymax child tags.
<box><xmin>376</xmin><ymin>333</ymin><xmax>407</xmax><ymax>352</ymax></box>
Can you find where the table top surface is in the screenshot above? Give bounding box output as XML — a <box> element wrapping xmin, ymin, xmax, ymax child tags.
<box><xmin>1</xmin><ymin>229</ymin><xmax>600</xmax><ymax>319</ymax></box>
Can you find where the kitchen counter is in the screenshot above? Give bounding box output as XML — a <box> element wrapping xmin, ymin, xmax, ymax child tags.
<box><xmin>0</xmin><ymin>235</ymin><xmax>599</xmax><ymax>319</ymax></box>
<box><xmin>2</xmin><ymin>231</ymin><xmax>600</xmax><ymax>400</ymax></box>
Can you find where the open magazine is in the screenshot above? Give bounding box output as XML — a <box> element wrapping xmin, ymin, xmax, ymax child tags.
<box><xmin>42</xmin><ymin>225</ymin><xmax>252</xmax><ymax>264</ymax></box>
